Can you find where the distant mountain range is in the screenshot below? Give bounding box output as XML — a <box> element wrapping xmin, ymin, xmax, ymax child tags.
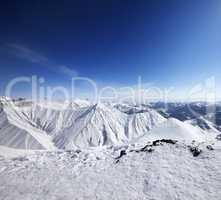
<box><xmin>0</xmin><ymin>97</ymin><xmax>220</xmax><ymax>150</ymax></box>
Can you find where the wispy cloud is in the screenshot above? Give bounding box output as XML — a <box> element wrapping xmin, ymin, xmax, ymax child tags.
<box><xmin>7</xmin><ymin>44</ymin><xmax>49</xmax><ymax>64</ymax></box>
<box><xmin>59</xmin><ymin>65</ymin><xmax>78</xmax><ymax>77</ymax></box>
<box><xmin>6</xmin><ymin>43</ymin><xmax>78</xmax><ymax>78</ymax></box>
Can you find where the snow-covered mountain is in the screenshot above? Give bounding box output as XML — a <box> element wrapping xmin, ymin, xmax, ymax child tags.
<box><xmin>53</xmin><ymin>103</ymin><xmax>128</xmax><ymax>149</ymax></box>
<box><xmin>185</xmin><ymin>116</ymin><xmax>220</xmax><ymax>133</ymax></box>
<box><xmin>0</xmin><ymin>98</ymin><xmax>221</xmax><ymax>200</ymax></box>
<box><xmin>136</xmin><ymin>118</ymin><xmax>207</xmax><ymax>143</ymax></box>
<box><xmin>0</xmin><ymin>98</ymin><xmax>56</xmax><ymax>150</ymax></box>
<box><xmin>0</xmin><ymin>98</ymin><xmax>219</xmax><ymax>150</ymax></box>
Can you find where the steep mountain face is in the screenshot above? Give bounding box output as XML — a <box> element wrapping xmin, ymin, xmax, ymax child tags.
<box><xmin>125</xmin><ymin>110</ymin><xmax>166</xmax><ymax>140</ymax></box>
<box><xmin>20</xmin><ymin>100</ymin><xmax>91</xmax><ymax>136</ymax></box>
<box><xmin>53</xmin><ymin>103</ymin><xmax>128</xmax><ymax>149</ymax></box>
<box><xmin>0</xmin><ymin>99</ymin><xmax>56</xmax><ymax>150</ymax></box>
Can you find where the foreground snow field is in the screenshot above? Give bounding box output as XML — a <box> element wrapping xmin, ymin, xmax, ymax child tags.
<box><xmin>0</xmin><ymin>140</ymin><xmax>221</xmax><ymax>200</ymax></box>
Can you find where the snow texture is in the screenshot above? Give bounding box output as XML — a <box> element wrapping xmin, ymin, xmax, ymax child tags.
<box><xmin>0</xmin><ymin>98</ymin><xmax>221</xmax><ymax>199</ymax></box>
<box><xmin>0</xmin><ymin>141</ymin><xmax>221</xmax><ymax>200</ymax></box>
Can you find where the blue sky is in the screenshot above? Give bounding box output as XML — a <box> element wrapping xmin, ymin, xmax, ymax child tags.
<box><xmin>0</xmin><ymin>0</ymin><xmax>221</xmax><ymax>100</ymax></box>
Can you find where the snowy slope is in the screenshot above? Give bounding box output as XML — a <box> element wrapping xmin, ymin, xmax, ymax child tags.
<box><xmin>0</xmin><ymin>99</ymin><xmax>56</xmax><ymax>150</ymax></box>
<box><xmin>185</xmin><ymin>117</ymin><xmax>220</xmax><ymax>133</ymax></box>
<box><xmin>136</xmin><ymin>118</ymin><xmax>207</xmax><ymax>143</ymax></box>
<box><xmin>0</xmin><ymin>141</ymin><xmax>221</xmax><ymax>200</ymax></box>
<box><xmin>0</xmin><ymin>145</ymin><xmax>39</xmax><ymax>158</ymax></box>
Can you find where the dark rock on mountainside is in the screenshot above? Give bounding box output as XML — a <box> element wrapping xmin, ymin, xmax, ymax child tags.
<box><xmin>152</xmin><ymin>139</ymin><xmax>177</xmax><ymax>146</ymax></box>
<box><xmin>189</xmin><ymin>146</ymin><xmax>202</xmax><ymax>157</ymax></box>
<box><xmin>115</xmin><ymin>150</ymin><xmax>127</xmax><ymax>160</ymax></box>
<box><xmin>216</xmin><ymin>134</ymin><xmax>221</xmax><ymax>141</ymax></box>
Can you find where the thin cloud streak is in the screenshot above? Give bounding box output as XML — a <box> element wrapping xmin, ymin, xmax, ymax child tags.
<box><xmin>6</xmin><ymin>43</ymin><xmax>78</xmax><ymax>78</ymax></box>
<box><xmin>7</xmin><ymin>44</ymin><xmax>49</xmax><ymax>64</ymax></box>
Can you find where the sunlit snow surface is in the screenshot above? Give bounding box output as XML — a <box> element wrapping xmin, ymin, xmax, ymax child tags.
<box><xmin>0</xmin><ymin>141</ymin><xmax>221</xmax><ymax>200</ymax></box>
<box><xmin>0</xmin><ymin>98</ymin><xmax>221</xmax><ymax>199</ymax></box>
